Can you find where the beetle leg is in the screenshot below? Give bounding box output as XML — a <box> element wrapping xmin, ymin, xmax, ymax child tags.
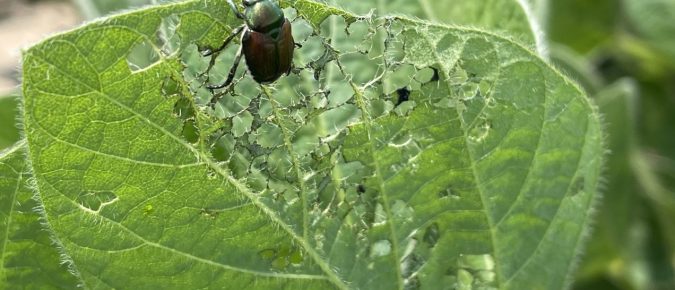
<box><xmin>201</xmin><ymin>25</ymin><xmax>245</xmax><ymax>57</ymax></box>
<box><xmin>226</xmin><ymin>0</ymin><xmax>246</xmax><ymax>20</ymax></box>
<box><xmin>207</xmin><ymin>45</ymin><xmax>244</xmax><ymax>94</ymax></box>
<box><xmin>200</xmin><ymin>25</ymin><xmax>245</xmax><ymax>86</ymax></box>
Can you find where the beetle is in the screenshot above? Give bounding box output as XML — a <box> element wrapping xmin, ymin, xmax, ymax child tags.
<box><xmin>203</xmin><ymin>0</ymin><xmax>295</xmax><ymax>93</ymax></box>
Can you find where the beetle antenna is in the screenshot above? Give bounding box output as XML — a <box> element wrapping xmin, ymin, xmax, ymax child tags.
<box><xmin>226</xmin><ymin>0</ymin><xmax>246</xmax><ymax>20</ymax></box>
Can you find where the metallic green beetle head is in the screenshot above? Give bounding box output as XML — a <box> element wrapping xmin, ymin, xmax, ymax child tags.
<box><xmin>242</xmin><ymin>0</ymin><xmax>285</xmax><ymax>33</ymax></box>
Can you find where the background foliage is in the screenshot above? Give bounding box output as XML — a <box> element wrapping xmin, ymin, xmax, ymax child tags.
<box><xmin>0</xmin><ymin>0</ymin><xmax>673</xmax><ymax>289</ymax></box>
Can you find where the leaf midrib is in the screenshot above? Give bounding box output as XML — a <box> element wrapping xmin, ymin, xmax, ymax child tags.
<box><xmin>413</xmin><ymin>27</ymin><xmax>504</xmax><ymax>285</ymax></box>
<box><xmin>25</xmin><ymin>46</ymin><xmax>351</xmax><ymax>289</ymax></box>
<box><xmin>411</xmin><ymin>18</ymin><xmax>599</xmax><ymax>288</ymax></box>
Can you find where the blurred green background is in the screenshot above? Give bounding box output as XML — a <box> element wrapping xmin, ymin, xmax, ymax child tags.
<box><xmin>0</xmin><ymin>0</ymin><xmax>673</xmax><ymax>289</ymax></box>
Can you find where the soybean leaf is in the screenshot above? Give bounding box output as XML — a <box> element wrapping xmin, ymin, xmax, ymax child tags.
<box><xmin>574</xmin><ymin>80</ymin><xmax>675</xmax><ymax>290</ymax></box>
<box><xmin>624</xmin><ymin>0</ymin><xmax>675</xmax><ymax>65</ymax></box>
<box><xmin>546</xmin><ymin>0</ymin><xmax>619</xmax><ymax>54</ymax></box>
<box><xmin>0</xmin><ymin>95</ymin><xmax>20</xmax><ymax>150</ymax></box>
<box><xmin>0</xmin><ymin>141</ymin><xmax>81</xmax><ymax>289</ymax></box>
<box><xmin>21</xmin><ymin>0</ymin><xmax>603</xmax><ymax>289</ymax></box>
<box><xmin>549</xmin><ymin>44</ymin><xmax>604</xmax><ymax>95</ymax></box>
<box><xmin>329</xmin><ymin>0</ymin><xmax>545</xmax><ymax>54</ymax></box>
<box><xmin>573</xmin><ymin>80</ymin><xmax>640</xmax><ymax>288</ymax></box>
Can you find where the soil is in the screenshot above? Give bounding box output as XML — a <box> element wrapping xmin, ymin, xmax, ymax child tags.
<box><xmin>0</xmin><ymin>0</ymin><xmax>80</xmax><ymax>95</ymax></box>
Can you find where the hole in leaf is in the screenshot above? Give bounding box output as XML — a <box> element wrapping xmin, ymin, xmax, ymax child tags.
<box><xmin>200</xmin><ymin>208</ymin><xmax>220</xmax><ymax>219</ymax></box>
<box><xmin>158</xmin><ymin>14</ymin><xmax>181</xmax><ymax>55</ymax></box>
<box><xmin>162</xmin><ymin>77</ymin><xmax>181</xmax><ymax>97</ymax></box>
<box><xmin>429</xmin><ymin>67</ymin><xmax>440</xmax><ymax>82</ymax></box>
<box><xmin>182</xmin><ymin>119</ymin><xmax>200</xmax><ymax>143</ymax></box>
<box><xmin>395</xmin><ymin>87</ymin><xmax>411</xmax><ymax>106</ymax></box>
<box><xmin>126</xmin><ymin>39</ymin><xmax>160</xmax><ymax>72</ymax></box>
<box><xmin>370</xmin><ymin>239</ymin><xmax>392</xmax><ymax>257</ymax></box>
<box><xmin>468</xmin><ymin>119</ymin><xmax>492</xmax><ymax>143</ymax></box>
<box><xmin>404</xmin><ymin>276</ymin><xmax>421</xmax><ymax>290</ymax></box>
<box><xmin>356</xmin><ymin>184</ymin><xmax>366</xmax><ymax>194</ymax></box>
<box><xmin>423</xmin><ymin>222</ymin><xmax>440</xmax><ymax>247</ymax></box>
<box><xmin>76</xmin><ymin>191</ymin><xmax>118</xmax><ymax>212</ymax></box>
<box><xmin>259</xmin><ymin>245</ymin><xmax>304</xmax><ymax>270</ymax></box>
<box><xmin>439</xmin><ymin>187</ymin><xmax>460</xmax><ymax>199</ymax></box>
<box><xmin>173</xmin><ymin>97</ymin><xmax>195</xmax><ymax>120</ymax></box>
<box><xmin>211</xmin><ymin>134</ymin><xmax>235</xmax><ymax>162</ymax></box>
<box><xmin>458</xmin><ymin>254</ymin><xmax>495</xmax><ymax>271</ymax></box>
<box><xmin>254</xmin><ymin>123</ymin><xmax>283</xmax><ymax>148</ymax></box>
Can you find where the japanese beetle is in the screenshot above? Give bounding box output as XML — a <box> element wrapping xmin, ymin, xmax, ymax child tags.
<box><xmin>204</xmin><ymin>0</ymin><xmax>295</xmax><ymax>92</ymax></box>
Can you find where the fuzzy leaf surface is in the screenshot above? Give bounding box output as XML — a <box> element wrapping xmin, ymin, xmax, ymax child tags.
<box><xmin>0</xmin><ymin>142</ymin><xmax>80</xmax><ymax>289</ymax></box>
<box><xmin>21</xmin><ymin>0</ymin><xmax>603</xmax><ymax>289</ymax></box>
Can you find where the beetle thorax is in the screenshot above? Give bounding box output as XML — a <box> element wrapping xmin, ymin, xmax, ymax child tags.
<box><xmin>244</xmin><ymin>0</ymin><xmax>285</xmax><ymax>33</ymax></box>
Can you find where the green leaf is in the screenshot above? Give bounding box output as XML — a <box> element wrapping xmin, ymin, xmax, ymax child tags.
<box><xmin>20</xmin><ymin>0</ymin><xmax>603</xmax><ymax>289</ymax></box>
<box><xmin>327</xmin><ymin>0</ymin><xmax>545</xmax><ymax>54</ymax></box>
<box><xmin>0</xmin><ymin>141</ymin><xmax>80</xmax><ymax>289</ymax></box>
<box><xmin>549</xmin><ymin>44</ymin><xmax>604</xmax><ymax>95</ymax></box>
<box><xmin>0</xmin><ymin>95</ymin><xmax>20</xmax><ymax>150</ymax></box>
<box><xmin>546</xmin><ymin>0</ymin><xmax>619</xmax><ymax>54</ymax></box>
<box><xmin>624</xmin><ymin>0</ymin><xmax>675</xmax><ymax>64</ymax></box>
<box><xmin>572</xmin><ymin>79</ymin><xmax>640</xmax><ymax>288</ymax></box>
<box><xmin>574</xmin><ymin>79</ymin><xmax>675</xmax><ymax>290</ymax></box>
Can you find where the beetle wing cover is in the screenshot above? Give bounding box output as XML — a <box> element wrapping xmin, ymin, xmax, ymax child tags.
<box><xmin>243</xmin><ymin>19</ymin><xmax>294</xmax><ymax>83</ymax></box>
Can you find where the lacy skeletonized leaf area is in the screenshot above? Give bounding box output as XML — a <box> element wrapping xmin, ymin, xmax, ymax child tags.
<box><xmin>20</xmin><ymin>0</ymin><xmax>602</xmax><ymax>289</ymax></box>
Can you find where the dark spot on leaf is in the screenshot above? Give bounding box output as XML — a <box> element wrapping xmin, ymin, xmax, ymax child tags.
<box><xmin>429</xmin><ymin>67</ymin><xmax>440</xmax><ymax>82</ymax></box>
<box><xmin>404</xmin><ymin>275</ymin><xmax>421</xmax><ymax>290</ymax></box>
<box><xmin>357</xmin><ymin>184</ymin><xmax>366</xmax><ymax>194</ymax></box>
<box><xmin>467</xmin><ymin>72</ymin><xmax>480</xmax><ymax>83</ymax></box>
<box><xmin>439</xmin><ymin>187</ymin><xmax>459</xmax><ymax>199</ymax></box>
<box><xmin>402</xmin><ymin>248</ymin><xmax>425</xmax><ymax>277</ymax></box>
<box><xmin>570</xmin><ymin>176</ymin><xmax>585</xmax><ymax>197</ymax></box>
<box><xmin>595</xmin><ymin>55</ymin><xmax>627</xmax><ymax>81</ymax></box>
<box><xmin>445</xmin><ymin>266</ymin><xmax>458</xmax><ymax>276</ymax></box>
<box><xmin>423</xmin><ymin>222</ymin><xmax>440</xmax><ymax>247</ymax></box>
<box><xmin>396</xmin><ymin>87</ymin><xmax>411</xmax><ymax>106</ymax></box>
<box><xmin>248</xmin><ymin>143</ymin><xmax>266</xmax><ymax>156</ymax></box>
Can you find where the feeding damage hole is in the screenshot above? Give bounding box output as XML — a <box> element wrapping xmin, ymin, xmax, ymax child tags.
<box><xmin>151</xmin><ymin>6</ymin><xmax>505</xmax><ymax>282</ymax></box>
<box><xmin>127</xmin><ymin>39</ymin><xmax>161</xmax><ymax>72</ymax></box>
<box><xmin>396</xmin><ymin>87</ymin><xmax>410</xmax><ymax>106</ymax></box>
<box><xmin>162</xmin><ymin>10</ymin><xmax>480</xmax><ymax>228</ymax></box>
<box><xmin>258</xmin><ymin>244</ymin><xmax>305</xmax><ymax>270</ymax></box>
<box><xmin>76</xmin><ymin>191</ymin><xmax>118</xmax><ymax>213</ymax></box>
